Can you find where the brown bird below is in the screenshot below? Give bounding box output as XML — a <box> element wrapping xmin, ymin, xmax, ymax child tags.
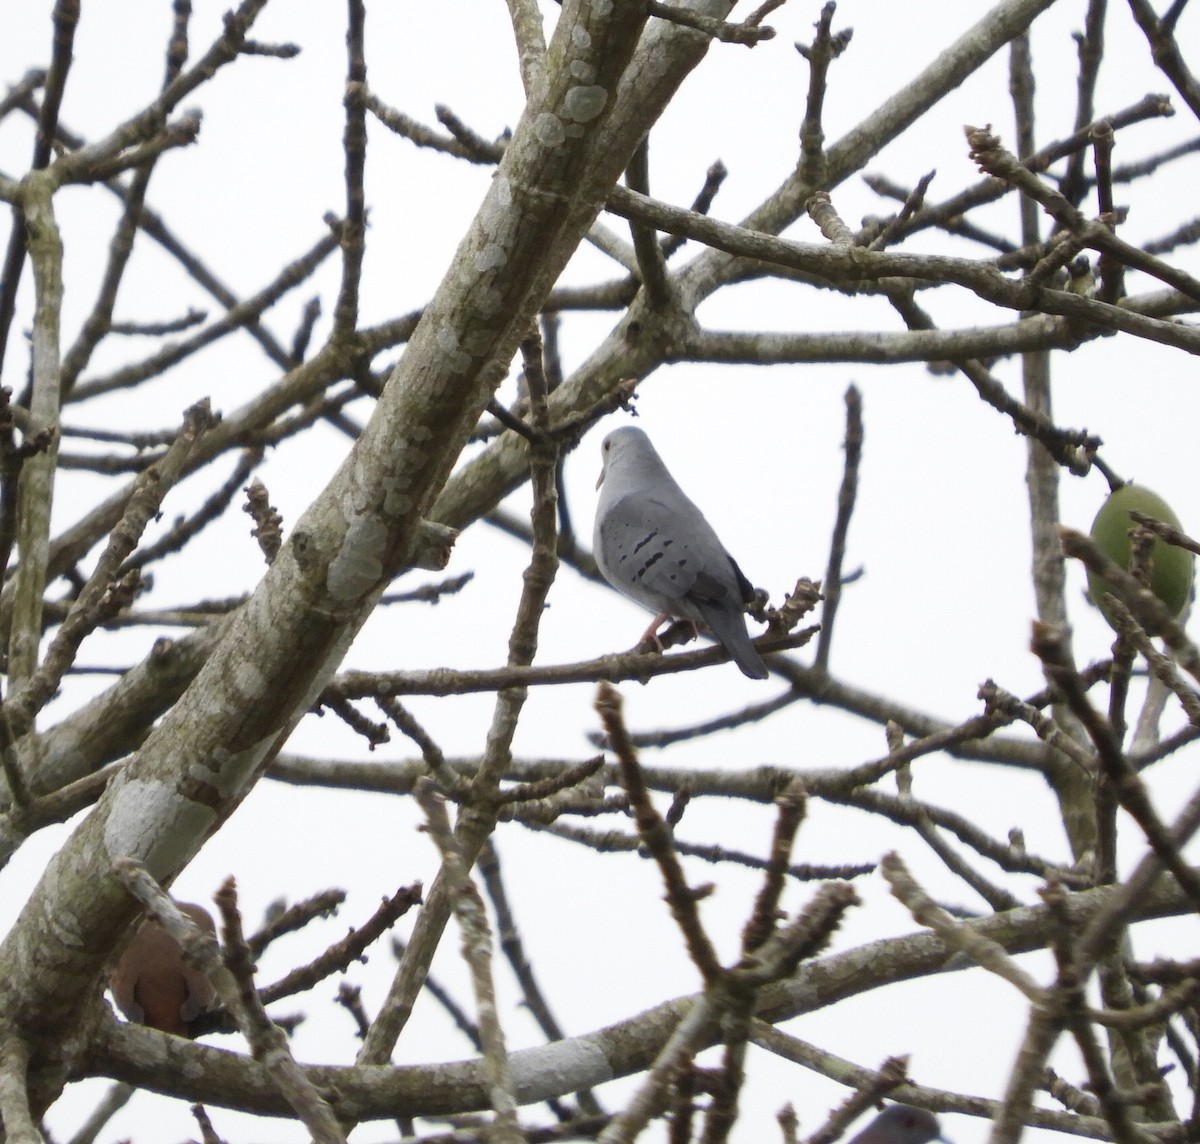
<box><xmin>109</xmin><ymin>902</ymin><xmax>219</xmax><ymax>1037</ymax></box>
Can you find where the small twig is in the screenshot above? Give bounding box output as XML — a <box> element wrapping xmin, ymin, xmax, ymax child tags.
<box><xmin>803</xmin><ymin>1056</ymin><xmax>912</xmax><ymax>1144</ymax></box>
<box><xmin>0</xmin><ymin>0</ymin><xmax>78</xmax><ymax>381</ymax></box>
<box><xmin>121</xmin><ymin>447</ymin><xmax>264</xmax><ymax>573</ymax></box>
<box><xmin>362</xmin><ymin>88</ymin><xmax>498</xmax><ymax>163</ymax></box>
<box><xmin>865</xmin><ymin>171</ymin><xmax>937</xmax><ymax>252</ymax></box>
<box><xmin>596</xmin><ymin>681</ymin><xmax>723</xmax><ymax>983</ymax></box>
<box><xmin>1059</xmin><ymin>527</ymin><xmax>1200</xmax><ymax>683</ymax></box>
<box><xmin>335</xmin><ymin>981</ymin><xmax>371</xmax><ymax>1039</ymax></box>
<box><xmin>978</xmin><ymin>681</ymin><xmax>1096</xmax><ymax>772</ymax></box>
<box><xmin>7</xmin><ymin>399</ymin><xmax>217</xmax><ymax>736</ymax></box>
<box><xmin>1128</xmin><ymin>509</ymin><xmax>1200</xmax><ymax>557</ymax></box>
<box><xmin>1042</xmin><ymin>1066</ymin><xmax>1101</xmax><ymax>1116</ymax></box>
<box><xmin>258</xmin><ymin>884</ymin><xmax>421</xmax><ymax>1006</ymax></box>
<box><xmin>190</xmin><ymin>1103</ymin><xmax>225</xmax><ymax>1144</ymax></box>
<box><xmin>1030</xmin><ymin>622</ymin><xmax>1200</xmax><ymax>921</ymax></box>
<box><xmin>71</xmin><ymin>228</ymin><xmax>340</xmax><ymax>401</ymax></box>
<box><xmin>415</xmin><ymin>781</ymin><xmax>523</xmax><ymax>1144</ymax></box>
<box><xmin>496</xmin><ymin>755</ymin><xmax>606</xmax><ymax>805</ymax></box>
<box><xmin>795</xmin><ymin>2</ymin><xmax>852</xmax><ymax>185</ymax></box>
<box><xmin>333</xmin><ymin>0</ymin><xmax>367</xmax><ymax>337</ymax></box>
<box><xmin>376</xmin><ymin>694</ymin><xmax>471</xmax><ymax>798</ymax></box>
<box><xmin>537</xmin><ymin>819</ymin><xmax>871</xmax><ymax>883</ymax></box>
<box><xmin>240</xmin><ymin>39</ymin><xmax>302</xmax><ymax>58</ymax></box>
<box><xmin>391</xmin><ymin>936</ymin><xmax>482</xmax><ymax>1051</ymax></box>
<box><xmin>63</xmin><ymin>1081</ymin><xmax>135</xmax><ymax>1144</ymax></box>
<box><xmin>741</xmin><ymin>882</ymin><xmax>859</xmax><ymax>985</ymax></box>
<box><xmin>967</xmin><ymin>124</ymin><xmax>1200</xmax><ymax>306</ymax></box>
<box><xmin>380</xmin><ymin>571</ymin><xmax>475</xmax><ymax>606</ymax></box>
<box><xmin>248</xmin><ymin>889</ymin><xmax>346</xmax><ymax>958</ymax></box>
<box><xmin>290</xmin><ymin>296</ymin><xmax>322</xmax><ymax>364</ymax></box>
<box><xmin>243</xmin><ymin>476</ymin><xmax>284</xmax><ymax>564</ymax></box>
<box><xmin>1090</xmin><ymin>121</ymin><xmax>1124</xmax><ymax>304</ymax></box>
<box><xmin>625</xmin><ymin>138</ymin><xmax>671</xmax><ymax>308</ymax></box>
<box><xmin>1040</xmin><ymin>880</ymin><xmax>1159</xmax><ymax>1144</ymax></box>
<box><xmin>437</xmin><ymin>104</ymin><xmax>507</xmax><ymax>161</ymax></box>
<box><xmin>890</xmin><ymin>727</ymin><xmax>1024</xmax><ymax>912</ymax></box>
<box><xmin>214</xmin><ymin>877</ymin><xmax>348</xmax><ymax>1143</ymax></box>
<box><xmin>807</xmin><ymin>192</ymin><xmax>854</xmax><ymax>247</ymax></box>
<box><xmin>701</xmin><ymin>995</ymin><xmax>753</xmax><ymax>1144</ymax></box>
<box><xmin>661</xmin><ymin>160</ymin><xmax>726</xmax><ymax>259</ymax></box>
<box><xmin>740</xmin><ymin>778</ymin><xmax>807</xmax><ymax>954</ymax></box>
<box><xmin>816</xmin><ymin>386</ymin><xmax>862</xmax><ymax>673</ymax></box>
<box><xmin>647</xmin><ymin>2</ymin><xmax>775</xmax><ymax>45</ymax></box>
<box><xmin>881</xmin><ymin>852</ymin><xmax>1044</xmax><ymax>1002</ymax></box>
<box><xmin>317</xmin><ymin>686</ymin><xmax>390</xmax><ymax>750</ymax></box>
<box><xmin>670</xmin><ymin>1067</ymin><xmax>700</xmax><ymax>1144</ymax></box>
<box><xmin>597</xmin><ymin>992</ymin><xmax>725</xmax><ymax>1144</ymax></box>
<box><xmin>1108</xmin><ymin>604</ymin><xmax>1200</xmax><ymax>728</ymax></box>
<box><xmin>779</xmin><ymin>1103</ymin><xmax>800</xmax><ymax>1144</ymax></box>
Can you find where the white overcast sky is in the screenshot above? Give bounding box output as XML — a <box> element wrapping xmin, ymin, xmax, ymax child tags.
<box><xmin>4</xmin><ymin>2</ymin><xmax>1200</xmax><ymax>1142</ymax></box>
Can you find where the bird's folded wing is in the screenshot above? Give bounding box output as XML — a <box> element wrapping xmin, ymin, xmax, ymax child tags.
<box><xmin>598</xmin><ymin>493</ymin><xmax>737</xmax><ymax>606</ymax></box>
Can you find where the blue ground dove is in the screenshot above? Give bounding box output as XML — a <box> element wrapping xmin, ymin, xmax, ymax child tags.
<box><xmin>593</xmin><ymin>426</ymin><xmax>768</xmax><ymax>679</ymax></box>
<box><xmin>848</xmin><ymin>1106</ymin><xmax>947</xmax><ymax>1144</ymax></box>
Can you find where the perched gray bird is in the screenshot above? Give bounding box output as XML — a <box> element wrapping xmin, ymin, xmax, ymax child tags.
<box><xmin>848</xmin><ymin>1106</ymin><xmax>948</xmax><ymax>1144</ymax></box>
<box><xmin>593</xmin><ymin>426</ymin><xmax>768</xmax><ymax>679</ymax></box>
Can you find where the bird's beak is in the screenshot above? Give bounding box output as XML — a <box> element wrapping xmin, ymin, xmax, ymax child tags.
<box><xmin>596</xmin><ymin>465</ymin><xmax>606</xmax><ymax>490</ymax></box>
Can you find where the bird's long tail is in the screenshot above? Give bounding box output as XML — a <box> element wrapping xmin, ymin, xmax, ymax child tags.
<box><xmin>699</xmin><ymin>604</ymin><xmax>768</xmax><ymax>679</ymax></box>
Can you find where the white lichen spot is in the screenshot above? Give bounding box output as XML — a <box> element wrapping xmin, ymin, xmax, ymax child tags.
<box><xmin>104</xmin><ymin>777</ymin><xmax>216</xmax><ymax>869</ymax></box>
<box><xmin>384</xmin><ymin>470</ymin><xmax>413</xmax><ymax>495</ymax></box>
<box><xmin>493</xmin><ymin>213</ymin><xmax>519</xmax><ymax>254</ymax></box>
<box><xmin>570</xmin><ymin>60</ymin><xmax>597</xmax><ymax>82</ymax></box>
<box><xmin>534</xmin><ymin>112</ymin><xmax>566</xmax><ymax>147</ymax></box>
<box><xmin>463</xmin><ymin>327</ymin><xmax>498</xmax><ymax>355</ymax></box>
<box><xmin>475</xmin><ymin>243</ymin><xmax>508</xmax><ymax>272</ymax></box>
<box><xmin>644</xmin><ymin>50</ymin><xmax>669</xmax><ymax>80</ymax></box>
<box><xmin>395</xmin><ymin>440</ymin><xmax>428</xmax><ymax>470</ymax></box>
<box><xmin>179</xmin><ymin>1052</ymin><xmax>216</xmax><ymax>1081</ymax></box>
<box><xmin>473</xmin><ymin>285</ymin><xmax>503</xmax><ymax>317</ymax></box>
<box><xmin>384</xmin><ymin>489</ymin><xmax>414</xmax><ymax>515</ymax></box>
<box><xmin>185</xmin><ymin>756</ymin><xmax>220</xmax><ymax>790</ymax></box>
<box><xmin>590</xmin><ymin>0</ymin><xmax>613</xmax><ymax>14</ymax></box>
<box><xmin>327</xmin><ymin>514</ymin><xmax>388</xmax><ymax>600</ymax></box>
<box><xmin>231</xmin><ymin>661</ymin><xmax>267</xmax><ymax>703</ymax></box>
<box><xmin>388</xmin><ymin>468</ymin><xmax>422</xmax><ymax>513</ymax></box>
<box><xmin>200</xmin><ymin>740</ymin><xmax>275</xmax><ymax>799</ymax></box>
<box><xmin>432</xmin><ymin>323</ymin><xmax>474</xmax><ymax>373</ymax></box>
<box><xmin>411</xmin><ymin>425</ymin><xmax>433</xmax><ymax>442</ymax></box>
<box><xmin>563</xmin><ymin>85</ymin><xmax>607</xmax><ymax>123</ymax></box>
<box><xmin>571</xmin><ymin>24</ymin><xmax>592</xmax><ymax>48</ymax></box>
<box><xmin>479</xmin><ymin>184</ymin><xmax>515</xmax><ymax>245</ymax></box>
<box><xmin>105</xmin><ymin>778</ymin><xmax>175</xmax><ymax>855</ymax></box>
<box><xmin>509</xmin><ymin>1039</ymin><xmax>614</xmax><ymax>1101</ymax></box>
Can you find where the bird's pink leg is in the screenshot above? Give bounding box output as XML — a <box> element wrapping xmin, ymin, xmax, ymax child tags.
<box><xmin>637</xmin><ymin>614</ymin><xmax>700</xmax><ymax>653</ymax></box>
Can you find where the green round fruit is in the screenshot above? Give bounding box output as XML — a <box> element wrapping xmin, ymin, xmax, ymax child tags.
<box><xmin>1088</xmin><ymin>483</ymin><xmax>1193</xmax><ymax>632</ymax></box>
